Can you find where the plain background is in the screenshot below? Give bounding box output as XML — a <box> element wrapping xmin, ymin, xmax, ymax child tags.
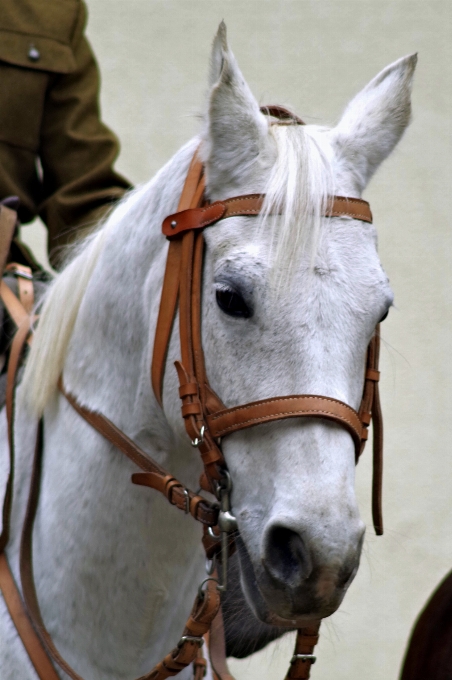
<box><xmin>22</xmin><ymin>2</ymin><xmax>452</xmax><ymax>679</ymax></box>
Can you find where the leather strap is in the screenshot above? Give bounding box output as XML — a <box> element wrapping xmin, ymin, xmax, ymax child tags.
<box><xmin>0</xmin><ymin>554</ymin><xmax>60</xmax><ymax>680</ymax></box>
<box><xmin>285</xmin><ymin>623</ymin><xmax>321</xmax><ymax>680</ymax></box>
<box><xmin>358</xmin><ymin>326</ymin><xmax>384</xmax><ymax>534</ymax></box>
<box><xmin>0</xmin><ymin>316</ymin><xmax>34</xmax><ymax>553</ymax></box>
<box><xmin>0</xmin><ymin>204</ymin><xmax>17</xmax><ymax>278</ymax></box>
<box><xmin>162</xmin><ymin>195</ymin><xmax>372</xmax><ymax>239</ymax></box>
<box><xmin>370</xmin><ymin>328</ymin><xmax>384</xmax><ymax>535</ymax></box>
<box><xmin>260</xmin><ymin>105</ymin><xmax>305</xmax><ymax>125</ymax></box>
<box><xmin>151</xmin><ymin>151</ymin><xmax>205</xmax><ymax>405</ymax></box>
<box><xmin>206</xmin><ymin>395</ymin><xmax>364</xmax><ymax>460</ymax></box>
<box><xmin>208</xmin><ymin>607</ymin><xmax>235</xmax><ymax>680</ymax></box>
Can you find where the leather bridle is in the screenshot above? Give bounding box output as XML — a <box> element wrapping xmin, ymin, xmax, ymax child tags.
<box><xmin>0</xmin><ymin>107</ymin><xmax>384</xmax><ymax>680</ymax></box>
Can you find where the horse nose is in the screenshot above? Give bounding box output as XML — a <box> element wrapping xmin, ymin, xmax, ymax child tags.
<box><xmin>263</xmin><ymin>524</ymin><xmax>313</xmax><ymax>588</ymax></box>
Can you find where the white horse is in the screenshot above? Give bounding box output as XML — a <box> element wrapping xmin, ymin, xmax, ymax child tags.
<box><xmin>0</xmin><ymin>24</ymin><xmax>416</xmax><ymax>680</ymax></box>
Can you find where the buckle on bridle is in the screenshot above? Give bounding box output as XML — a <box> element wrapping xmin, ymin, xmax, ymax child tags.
<box><xmin>177</xmin><ymin>635</ymin><xmax>204</xmax><ymax>648</ymax></box>
<box><xmin>191</xmin><ymin>425</ymin><xmax>205</xmax><ymax>448</ymax></box>
<box><xmin>291</xmin><ymin>654</ymin><xmax>316</xmax><ymax>664</ymax></box>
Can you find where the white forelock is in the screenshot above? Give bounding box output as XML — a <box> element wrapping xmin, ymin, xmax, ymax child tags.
<box><xmin>260</xmin><ymin>122</ymin><xmax>333</xmax><ymax>282</ymax></box>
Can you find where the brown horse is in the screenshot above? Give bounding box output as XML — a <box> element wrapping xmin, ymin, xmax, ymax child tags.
<box><xmin>401</xmin><ymin>569</ymin><xmax>452</xmax><ymax>680</ymax></box>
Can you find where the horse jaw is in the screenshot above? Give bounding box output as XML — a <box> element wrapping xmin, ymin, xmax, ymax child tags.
<box><xmin>199</xmin><ymin>26</ymin><xmax>415</xmax><ymax>623</ymax></box>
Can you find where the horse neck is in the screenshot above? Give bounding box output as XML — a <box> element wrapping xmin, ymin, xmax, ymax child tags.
<box><xmin>65</xmin><ymin>136</ymin><xmax>200</xmax><ymax>430</ymax></box>
<box><xmin>8</xmin><ymin>137</ymin><xmax>206</xmax><ymax>678</ymax></box>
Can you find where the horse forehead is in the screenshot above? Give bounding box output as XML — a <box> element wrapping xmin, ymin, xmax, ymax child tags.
<box><xmin>206</xmin><ymin>215</ymin><xmax>382</xmax><ymax>280</ymax></box>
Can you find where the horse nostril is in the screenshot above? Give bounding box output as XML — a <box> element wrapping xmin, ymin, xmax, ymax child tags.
<box><xmin>263</xmin><ymin>525</ymin><xmax>312</xmax><ymax>588</ymax></box>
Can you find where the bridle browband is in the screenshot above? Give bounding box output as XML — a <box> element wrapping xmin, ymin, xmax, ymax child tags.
<box><xmin>0</xmin><ymin>107</ymin><xmax>383</xmax><ymax>680</ymax></box>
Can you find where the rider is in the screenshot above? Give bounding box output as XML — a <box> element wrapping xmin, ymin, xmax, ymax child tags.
<box><xmin>0</xmin><ymin>0</ymin><xmax>131</xmax><ymax>271</ymax></box>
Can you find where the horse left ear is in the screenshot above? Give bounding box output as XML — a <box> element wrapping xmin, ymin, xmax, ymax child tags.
<box><xmin>203</xmin><ymin>22</ymin><xmax>268</xmax><ymax>193</ymax></box>
<box><xmin>333</xmin><ymin>54</ymin><xmax>417</xmax><ymax>191</ymax></box>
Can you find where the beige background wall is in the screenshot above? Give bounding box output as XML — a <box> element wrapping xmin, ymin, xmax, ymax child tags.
<box><xmin>22</xmin><ymin>2</ymin><xmax>452</xmax><ymax>679</ymax></box>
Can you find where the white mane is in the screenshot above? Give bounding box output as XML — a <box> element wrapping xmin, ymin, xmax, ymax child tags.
<box><xmin>20</xmin><ymin>185</ymin><xmax>147</xmax><ymax>417</ymax></box>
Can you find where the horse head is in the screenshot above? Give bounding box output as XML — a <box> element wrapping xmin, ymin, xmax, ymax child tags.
<box><xmin>187</xmin><ymin>24</ymin><xmax>416</xmax><ymax>626</ymax></box>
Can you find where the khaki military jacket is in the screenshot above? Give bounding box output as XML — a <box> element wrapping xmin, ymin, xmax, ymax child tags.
<box><xmin>0</xmin><ymin>0</ymin><xmax>131</xmax><ymax>266</ymax></box>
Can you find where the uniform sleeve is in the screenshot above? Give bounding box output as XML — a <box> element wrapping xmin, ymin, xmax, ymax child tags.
<box><xmin>38</xmin><ymin>2</ymin><xmax>131</xmax><ymax>267</ymax></box>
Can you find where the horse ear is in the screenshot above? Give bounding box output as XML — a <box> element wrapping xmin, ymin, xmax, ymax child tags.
<box><xmin>203</xmin><ymin>22</ymin><xmax>268</xmax><ymax>192</ymax></box>
<box><xmin>333</xmin><ymin>54</ymin><xmax>417</xmax><ymax>191</ymax></box>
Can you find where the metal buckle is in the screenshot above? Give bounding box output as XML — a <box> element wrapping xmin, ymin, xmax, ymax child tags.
<box><xmin>182</xmin><ymin>488</ymin><xmax>190</xmax><ymax>514</ymax></box>
<box><xmin>191</xmin><ymin>425</ymin><xmax>205</xmax><ymax>448</ymax></box>
<box><xmin>207</xmin><ymin>526</ymin><xmax>220</xmax><ymax>540</ymax></box>
<box><xmin>291</xmin><ymin>654</ymin><xmax>316</xmax><ymax>664</ymax></box>
<box><xmin>198</xmin><ymin>577</ymin><xmax>222</xmax><ymax>597</ymax></box>
<box><xmin>8</xmin><ymin>267</ymin><xmax>33</xmax><ymax>280</ymax></box>
<box><xmin>177</xmin><ymin>635</ymin><xmax>204</xmax><ymax>648</ymax></box>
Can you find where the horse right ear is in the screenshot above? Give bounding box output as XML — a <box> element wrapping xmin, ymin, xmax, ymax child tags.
<box><xmin>333</xmin><ymin>54</ymin><xmax>417</xmax><ymax>191</ymax></box>
<box><xmin>203</xmin><ymin>22</ymin><xmax>268</xmax><ymax>193</ymax></box>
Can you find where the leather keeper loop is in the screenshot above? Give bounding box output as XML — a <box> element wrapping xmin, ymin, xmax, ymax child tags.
<box><xmin>199</xmin><ymin>446</ymin><xmax>223</xmax><ymax>466</ymax></box>
<box><xmin>185</xmin><ymin>616</ymin><xmax>210</xmax><ymax>637</ymax></box>
<box><xmin>361</xmin><ymin>428</ymin><xmax>369</xmax><ymax>441</ymax></box>
<box><xmin>179</xmin><ymin>383</ymin><xmax>199</xmax><ymax>399</ymax></box>
<box><xmin>181</xmin><ymin>402</ymin><xmax>202</xmax><ymax>417</ymax></box>
<box><xmin>366</xmin><ymin>368</ymin><xmax>380</xmax><ymax>382</ymax></box>
<box><xmin>189</xmin><ymin>495</ymin><xmax>204</xmax><ymax>520</ymax></box>
<box><xmin>361</xmin><ymin>411</ymin><xmax>371</xmax><ymax>426</ymax></box>
<box><xmin>165</xmin><ymin>479</ymin><xmax>183</xmax><ymax>503</ymax></box>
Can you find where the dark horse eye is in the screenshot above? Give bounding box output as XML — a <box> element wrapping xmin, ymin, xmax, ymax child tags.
<box><xmin>379</xmin><ymin>309</ymin><xmax>389</xmax><ymax>323</ymax></box>
<box><xmin>216</xmin><ymin>286</ymin><xmax>252</xmax><ymax>318</ymax></box>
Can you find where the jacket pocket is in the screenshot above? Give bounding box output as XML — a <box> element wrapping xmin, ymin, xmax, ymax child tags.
<box><xmin>0</xmin><ymin>31</ymin><xmax>78</xmax><ymax>152</ymax></box>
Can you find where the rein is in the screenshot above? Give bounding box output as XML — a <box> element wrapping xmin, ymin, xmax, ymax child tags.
<box><xmin>0</xmin><ymin>107</ymin><xmax>383</xmax><ymax>680</ymax></box>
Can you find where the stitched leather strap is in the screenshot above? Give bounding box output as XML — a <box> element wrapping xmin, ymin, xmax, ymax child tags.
<box><xmin>162</xmin><ymin>194</ymin><xmax>373</xmax><ymax>239</ymax></box>
<box><xmin>206</xmin><ymin>395</ymin><xmax>364</xmax><ymax>460</ymax></box>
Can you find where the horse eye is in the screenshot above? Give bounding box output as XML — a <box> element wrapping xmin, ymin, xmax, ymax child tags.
<box><xmin>379</xmin><ymin>309</ymin><xmax>389</xmax><ymax>322</ymax></box>
<box><xmin>216</xmin><ymin>286</ymin><xmax>252</xmax><ymax>319</ymax></box>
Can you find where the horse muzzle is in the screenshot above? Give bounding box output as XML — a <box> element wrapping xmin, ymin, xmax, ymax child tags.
<box><xmin>237</xmin><ymin>516</ymin><xmax>365</xmax><ymax>623</ymax></box>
